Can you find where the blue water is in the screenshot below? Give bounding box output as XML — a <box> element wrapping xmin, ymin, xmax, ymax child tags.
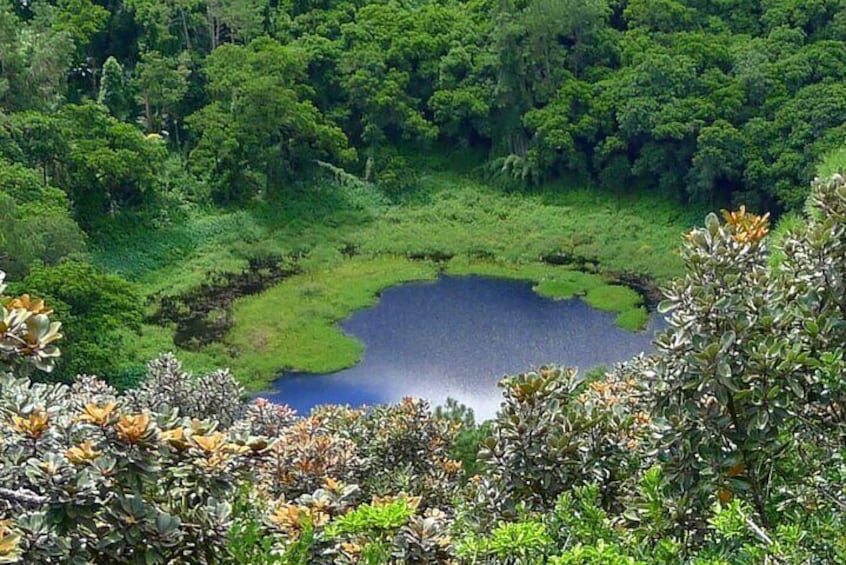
<box><xmin>259</xmin><ymin>276</ymin><xmax>665</xmax><ymax>420</ymax></box>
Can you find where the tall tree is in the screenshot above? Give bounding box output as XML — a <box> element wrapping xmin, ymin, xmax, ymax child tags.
<box><xmin>134</xmin><ymin>50</ymin><xmax>189</xmax><ymax>134</ymax></box>
<box><xmin>98</xmin><ymin>55</ymin><xmax>132</xmax><ymax>120</ymax></box>
<box><xmin>188</xmin><ymin>37</ymin><xmax>352</xmax><ymax>202</ymax></box>
<box><xmin>55</xmin><ymin>102</ymin><xmax>167</xmax><ymax>222</ymax></box>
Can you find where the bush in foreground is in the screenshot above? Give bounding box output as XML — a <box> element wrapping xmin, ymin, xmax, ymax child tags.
<box><xmin>5</xmin><ymin>174</ymin><xmax>846</xmax><ymax>562</ymax></box>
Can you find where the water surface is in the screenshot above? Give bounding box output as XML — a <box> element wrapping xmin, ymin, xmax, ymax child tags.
<box><xmin>260</xmin><ymin>276</ymin><xmax>664</xmax><ymax>420</ymax></box>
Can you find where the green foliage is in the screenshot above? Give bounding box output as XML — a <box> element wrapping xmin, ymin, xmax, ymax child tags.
<box><xmin>126</xmin><ymin>353</ymin><xmax>245</xmax><ymax>425</ymax></box>
<box><xmin>52</xmin><ymin>102</ymin><xmax>168</xmax><ymax>222</ymax></box>
<box><xmin>0</xmin><ymin>1</ymin><xmax>74</xmax><ymax>111</ymax></box>
<box><xmin>0</xmin><ymin>271</ymin><xmax>62</xmax><ymax>374</ymax></box>
<box><xmin>0</xmin><ymin>372</ymin><xmax>255</xmax><ymax>563</ymax></box>
<box><xmin>13</xmin><ymin>0</ymin><xmax>846</xmax><ymax>559</ymax></box>
<box><xmin>52</xmin><ymin>0</ymin><xmax>110</xmax><ymax>56</ymax></box>
<box><xmin>550</xmin><ymin>542</ymin><xmax>644</xmax><ymax>565</ymax></box>
<box><xmin>188</xmin><ymin>37</ymin><xmax>353</xmax><ymax>202</ymax></box>
<box><xmin>15</xmin><ymin>261</ymin><xmax>143</xmax><ymax>382</ymax></box>
<box><xmin>457</xmin><ymin>520</ymin><xmax>553</xmax><ymax>563</ymax></box>
<box><xmin>0</xmin><ymin>158</ymin><xmax>86</xmax><ymax>279</ymax></box>
<box><xmin>474</xmin><ymin>365</ymin><xmax>650</xmax><ymax>516</ymax></box>
<box><xmin>98</xmin><ymin>56</ymin><xmax>133</xmax><ymax>121</ymax></box>
<box><xmin>3</xmin><ymin>0</ymin><xmax>846</xmax><ymax>214</ymax></box>
<box><xmin>134</xmin><ymin>50</ymin><xmax>189</xmax><ymax>134</ymax></box>
<box><xmin>434</xmin><ymin>398</ymin><xmax>491</xmax><ymax>477</ymax></box>
<box><xmin>360</xmin><ymin>174</ymin><xmax>693</xmax><ymax>280</ymax></box>
<box><xmin>653</xmin><ymin>206</ymin><xmax>802</xmax><ymax>524</ymax></box>
<box><xmin>817</xmin><ymin>144</ymin><xmax>846</xmax><ymax>179</ymax></box>
<box><xmin>533</xmin><ymin>278</ymin><xmax>589</xmax><ymax>300</ymax></box>
<box><xmin>227</xmin><ymin>503</ymin><xmax>279</xmax><ymax>565</ymax></box>
<box><xmin>327</xmin><ymin>498</ymin><xmax>415</xmax><ymax>536</ymax></box>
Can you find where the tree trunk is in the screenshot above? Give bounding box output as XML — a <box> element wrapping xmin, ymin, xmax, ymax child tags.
<box><xmin>207</xmin><ymin>6</ymin><xmax>219</xmax><ymax>50</ymax></box>
<box><xmin>144</xmin><ymin>94</ymin><xmax>154</xmax><ymax>133</ymax></box>
<box><xmin>179</xmin><ymin>7</ymin><xmax>192</xmax><ymax>51</ymax></box>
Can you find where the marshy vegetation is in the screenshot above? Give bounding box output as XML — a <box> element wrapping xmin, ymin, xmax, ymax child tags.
<box><xmin>89</xmin><ymin>171</ymin><xmax>693</xmax><ymax>388</ymax></box>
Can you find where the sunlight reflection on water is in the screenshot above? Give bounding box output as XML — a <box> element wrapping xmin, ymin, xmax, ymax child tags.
<box><xmin>260</xmin><ymin>276</ymin><xmax>666</xmax><ymax>421</ymax></box>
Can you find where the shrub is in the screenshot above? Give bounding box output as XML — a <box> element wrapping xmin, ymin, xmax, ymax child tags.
<box><xmin>650</xmin><ymin>178</ymin><xmax>846</xmax><ymax>541</ymax></box>
<box><xmin>473</xmin><ymin>364</ymin><xmax>652</xmax><ymax>519</ymax></box>
<box><xmin>125</xmin><ymin>353</ymin><xmax>245</xmax><ymax>426</ymax></box>
<box><xmin>0</xmin><ymin>271</ymin><xmax>62</xmax><ymax>375</ymax></box>
<box><xmin>0</xmin><ymin>370</ymin><xmax>261</xmax><ymax>563</ymax></box>
<box><xmin>14</xmin><ymin>261</ymin><xmax>143</xmax><ymax>382</ymax></box>
<box><xmin>319</xmin><ymin>398</ymin><xmax>462</xmax><ymax>508</ymax></box>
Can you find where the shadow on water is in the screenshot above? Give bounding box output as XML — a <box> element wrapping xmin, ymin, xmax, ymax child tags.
<box><xmin>260</xmin><ymin>276</ymin><xmax>666</xmax><ymax>420</ymax></box>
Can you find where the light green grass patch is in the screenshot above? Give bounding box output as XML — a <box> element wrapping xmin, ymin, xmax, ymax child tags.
<box><xmin>615</xmin><ymin>307</ymin><xmax>650</xmax><ymax>331</ymax></box>
<box><xmin>117</xmin><ymin>324</ymin><xmax>229</xmax><ymax>377</ymax></box>
<box><xmin>584</xmin><ymin>285</ymin><xmax>643</xmax><ymax>312</ymax></box>
<box><xmin>533</xmin><ymin>279</ymin><xmax>584</xmax><ymax>300</ymax></box>
<box><xmin>583</xmin><ymin>284</ymin><xmax>649</xmax><ymax>333</ymax></box>
<box><xmin>533</xmin><ymin>271</ymin><xmax>605</xmax><ymax>300</ymax></box>
<box><xmin>226</xmin><ymin>256</ymin><xmax>438</xmax><ymax>389</ymax></box>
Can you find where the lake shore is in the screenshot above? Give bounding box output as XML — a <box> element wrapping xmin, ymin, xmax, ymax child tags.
<box><xmin>228</xmin><ymin>257</ymin><xmax>650</xmax><ymax>390</ymax></box>
<box><xmin>258</xmin><ymin>275</ymin><xmax>666</xmax><ymax>419</ymax></box>
<box><xmin>93</xmin><ymin>171</ymin><xmax>699</xmax><ymax>390</ymax></box>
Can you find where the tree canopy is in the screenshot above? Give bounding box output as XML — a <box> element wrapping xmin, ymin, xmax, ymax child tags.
<box><xmin>0</xmin><ymin>0</ymin><xmax>843</xmax><ymax>219</ymax></box>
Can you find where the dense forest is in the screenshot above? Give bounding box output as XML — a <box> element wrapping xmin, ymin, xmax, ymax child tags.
<box><xmin>4</xmin><ymin>0</ymin><xmax>846</xmax><ymax>218</ymax></box>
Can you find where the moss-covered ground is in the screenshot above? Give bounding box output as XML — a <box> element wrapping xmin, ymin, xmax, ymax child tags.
<box><xmin>92</xmin><ymin>171</ymin><xmax>700</xmax><ymax>390</ymax></box>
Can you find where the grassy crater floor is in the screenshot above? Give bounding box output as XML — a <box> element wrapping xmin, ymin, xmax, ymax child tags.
<box><xmin>226</xmin><ymin>257</ymin><xmax>647</xmax><ymax>388</ymax></box>
<box><xmin>93</xmin><ymin>171</ymin><xmax>699</xmax><ymax>390</ymax></box>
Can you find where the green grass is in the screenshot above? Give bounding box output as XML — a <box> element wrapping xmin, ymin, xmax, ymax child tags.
<box><xmin>118</xmin><ymin>324</ymin><xmax>230</xmax><ymax>376</ymax></box>
<box><xmin>226</xmin><ymin>256</ymin><xmax>438</xmax><ymax>389</ymax></box>
<box><xmin>89</xmin><ymin>180</ymin><xmax>387</xmax><ymax>298</ymax></box>
<box><xmin>91</xmin><ymin>170</ymin><xmax>700</xmax><ymax>390</ymax></box>
<box><xmin>91</xmin><ymin>211</ymin><xmax>257</xmax><ymax>297</ymax></box>
<box><xmin>817</xmin><ymin>146</ymin><xmax>846</xmax><ymax>179</ymax></box>
<box><xmin>583</xmin><ymin>285</ymin><xmax>642</xmax><ymax>312</ymax></box>
<box><xmin>583</xmin><ymin>285</ymin><xmax>645</xmax><ymax>332</ymax></box>
<box><xmin>615</xmin><ymin>307</ymin><xmax>650</xmax><ymax>331</ymax></box>
<box><xmin>92</xmin><ymin>172</ymin><xmax>697</xmax><ymax>292</ymax></box>
<box><xmin>533</xmin><ymin>273</ymin><xmax>604</xmax><ymax>300</ymax></box>
<box><xmin>351</xmin><ymin>174</ymin><xmax>695</xmax><ymax>281</ymax></box>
